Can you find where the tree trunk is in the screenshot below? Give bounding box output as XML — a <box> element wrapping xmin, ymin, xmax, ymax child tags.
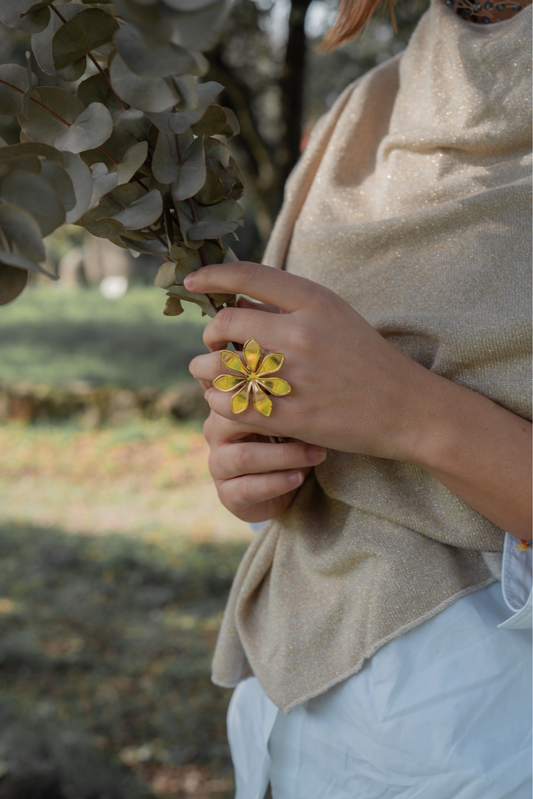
<box><xmin>278</xmin><ymin>0</ymin><xmax>313</xmax><ymax>196</ymax></box>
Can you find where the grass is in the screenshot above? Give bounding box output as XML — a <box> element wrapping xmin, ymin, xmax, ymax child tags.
<box><xmin>0</xmin><ymin>420</ymin><xmax>253</xmax><ymax>798</ymax></box>
<box><xmin>0</xmin><ymin>286</ymin><xmax>209</xmax><ymax>390</ymax></box>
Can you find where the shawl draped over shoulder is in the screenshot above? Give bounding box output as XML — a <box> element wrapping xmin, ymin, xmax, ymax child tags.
<box><xmin>211</xmin><ymin>0</ymin><xmax>532</xmax><ymax>712</ymax></box>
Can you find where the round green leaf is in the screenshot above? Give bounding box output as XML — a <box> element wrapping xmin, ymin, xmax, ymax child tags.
<box><xmin>170</xmin><ymin>134</ymin><xmax>206</xmax><ymax>202</ymax></box>
<box><xmin>169</xmin><ymin>1</ymin><xmax>231</xmax><ymax>52</ymax></box>
<box><xmin>39</xmin><ymin>161</ymin><xmax>76</xmax><ymax>213</ymax></box>
<box><xmin>0</xmin><ymin>0</ymin><xmax>51</xmax><ymax>33</ymax></box>
<box><xmin>110</xmin><ymin>189</ymin><xmax>163</xmax><ymax>230</ymax></box>
<box><xmin>61</xmin><ymin>152</ymin><xmax>93</xmax><ymax>224</ymax></box>
<box><xmin>54</xmin><ymin>103</ymin><xmax>113</xmax><ymax>154</ymax></box>
<box><xmin>0</xmin><ymin>171</ymin><xmax>65</xmax><ymax>236</ymax></box>
<box><xmin>0</xmin><ymin>142</ymin><xmax>63</xmax><ymax>163</ymax></box>
<box><xmin>110</xmin><ymin>54</ymin><xmax>181</xmax><ymax>113</ymax></box>
<box><xmin>0</xmin><ymin>203</ymin><xmax>45</xmax><ymax>261</ymax></box>
<box><xmin>115</xmin><ymin>141</ymin><xmax>148</xmax><ymax>185</ymax></box>
<box><xmin>114</xmin><ymin>23</ymin><xmax>198</xmax><ymax>78</ymax></box>
<box><xmin>0</xmin><ymin>247</ymin><xmax>55</xmax><ymax>277</ymax></box>
<box><xmin>0</xmin><ymin>64</ymin><xmax>31</xmax><ymax>117</ymax></box>
<box><xmin>0</xmin><ymin>262</ymin><xmax>28</xmax><ymax>306</ymax></box>
<box><xmin>20</xmin><ymin>87</ymin><xmax>85</xmax><ymax>147</ymax></box>
<box><xmin>52</xmin><ymin>8</ymin><xmax>119</xmax><ymax>71</ymax></box>
<box><xmin>31</xmin><ymin>3</ymin><xmax>87</xmax><ymax>81</ymax></box>
<box><xmin>146</xmin><ymin>81</ymin><xmax>223</xmax><ymax>134</ymax></box>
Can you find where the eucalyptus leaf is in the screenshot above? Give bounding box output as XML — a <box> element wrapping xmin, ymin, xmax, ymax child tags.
<box><xmin>0</xmin><ymin>203</ymin><xmax>45</xmax><ymax>261</ymax></box>
<box><xmin>163</xmin><ymin>295</ymin><xmax>184</xmax><ymax>316</ymax></box>
<box><xmin>0</xmin><ymin>171</ymin><xmax>65</xmax><ymax>236</ymax></box>
<box><xmin>0</xmin><ymin>64</ymin><xmax>33</xmax><ymax>117</ymax></box>
<box><xmin>205</xmin><ymin>136</ymin><xmax>230</xmax><ymax>167</ymax></box>
<box><xmin>0</xmin><ymin>0</ymin><xmax>51</xmax><ymax>34</ymax></box>
<box><xmin>113</xmin><ymin>0</ymin><xmax>171</xmax><ymax>45</ymax></box>
<box><xmin>173</xmin><ymin>75</ymin><xmax>198</xmax><ymax>110</ymax></box>
<box><xmin>146</xmin><ymin>81</ymin><xmax>223</xmax><ymax>134</ymax></box>
<box><xmin>88</xmin><ymin>162</ymin><xmax>119</xmax><ymax>208</ymax></box>
<box><xmin>152</xmin><ymin>132</ymin><xmax>180</xmax><ymax>184</ymax></box>
<box><xmin>115</xmin><ymin>141</ymin><xmax>148</xmax><ymax>185</ymax></box>
<box><xmin>176</xmin><ymin>199</ymin><xmax>201</xmax><ymax>250</ymax></box>
<box><xmin>115</xmin><ymin>109</ymin><xmax>152</xmax><ymax>141</ymax></box>
<box><xmin>61</xmin><ymin>151</ymin><xmax>93</xmax><ymax>223</ymax></box>
<box><xmin>77</xmin><ymin>72</ymin><xmax>124</xmax><ymax>115</ymax></box>
<box><xmin>195</xmin><ymin>167</ymin><xmax>226</xmax><ymax>205</ymax></box>
<box><xmin>114</xmin><ymin>23</ymin><xmax>198</xmax><ymax>78</ymax></box>
<box><xmin>0</xmin><ymin>142</ymin><xmax>63</xmax><ymax>164</ymax></box>
<box><xmin>54</xmin><ymin>103</ymin><xmax>113</xmax><ymax>154</ymax></box>
<box><xmin>169</xmin><ymin>0</ymin><xmax>231</xmax><ymax>53</ymax></box>
<box><xmin>120</xmin><ymin>235</ymin><xmax>168</xmax><ymax>255</ymax></box>
<box><xmin>0</xmin><ymin>154</ymin><xmax>42</xmax><ymax>174</ymax></box>
<box><xmin>187</xmin><ymin>198</ymin><xmax>242</xmax><ymax>240</ymax></box>
<box><xmin>52</xmin><ymin>8</ymin><xmax>119</xmax><ymax>71</ymax></box>
<box><xmin>31</xmin><ymin>4</ymin><xmax>87</xmax><ymax>81</ymax></box>
<box><xmin>40</xmin><ymin>161</ymin><xmax>76</xmax><ymax>213</ymax></box>
<box><xmin>19</xmin><ymin>87</ymin><xmax>85</xmax><ymax>147</ymax></box>
<box><xmin>191</xmin><ymin>104</ymin><xmax>239</xmax><ymax>138</ymax></box>
<box><xmin>80</xmin><ymin>126</ymin><xmax>139</xmax><ymax>170</ymax></box>
<box><xmin>166</xmin><ymin>0</ymin><xmax>222</xmax><ymax>10</ymax></box>
<box><xmin>0</xmin><ymin>247</ymin><xmax>55</xmax><ymax>278</ymax></box>
<box><xmin>170</xmin><ymin>134</ymin><xmax>206</xmax><ymax>202</ymax></box>
<box><xmin>110</xmin><ymin>189</ymin><xmax>163</xmax><ymax>230</ymax></box>
<box><xmin>110</xmin><ymin>54</ymin><xmax>181</xmax><ymax>113</ymax></box>
<box><xmin>166</xmin><ymin>283</ymin><xmax>217</xmax><ymax>317</ymax></box>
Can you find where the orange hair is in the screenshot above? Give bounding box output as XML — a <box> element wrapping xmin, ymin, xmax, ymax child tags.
<box><xmin>320</xmin><ymin>0</ymin><xmax>397</xmax><ymax>52</ymax></box>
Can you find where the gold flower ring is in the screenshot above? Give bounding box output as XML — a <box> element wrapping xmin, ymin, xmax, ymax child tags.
<box><xmin>212</xmin><ymin>338</ymin><xmax>291</xmax><ymax>417</ymax></box>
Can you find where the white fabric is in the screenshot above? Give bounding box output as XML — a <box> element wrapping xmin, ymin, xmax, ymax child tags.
<box><xmin>499</xmin><ymin>533</ymin><xmax>533</xmax><ymax>629</ymax></box>
<box><xmin>228</xmin><ymin>561</ymin><xmax>532</xmax><ymax>799</ymax></box>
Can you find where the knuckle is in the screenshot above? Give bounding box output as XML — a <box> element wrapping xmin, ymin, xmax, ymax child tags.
<box><xmin>238</xmin><ymin>261</ymin><xmax>259</xmax><ymax>287</ymax></box>
<box><xmin>231</xmin><ymin>442</ymin><xmax>250</xmax><ymax>473</ymax></box>
<box><xmin>214</xmin><ymin>306</ymin><xmax>236</xmax><ymax>337</ymax></box>
<box><xmin>292</xmin><ymin>323</ymin><xmax>315</xmax><ymax>357</ymax></box>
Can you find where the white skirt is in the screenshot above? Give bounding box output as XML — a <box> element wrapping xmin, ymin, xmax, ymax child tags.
<box><xmin>227</xmin><ymin>536</ymin><xmax>532</xmax><ymax>799</ymax></box>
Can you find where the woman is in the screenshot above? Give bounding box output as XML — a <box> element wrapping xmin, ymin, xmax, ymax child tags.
<box><xmin>187</xmin><ymin>0</ymin><xmax>532</xmax><ymax>795</ymax></box>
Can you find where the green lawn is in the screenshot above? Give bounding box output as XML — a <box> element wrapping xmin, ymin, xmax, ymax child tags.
<box><xmin>0</xmin><ymin>286</ymin><xmax>209</xmax><ymax>390</ymax></box>
<box><xmin>0</xmin><ymin>420</ymin><xmax>252</xmax><ymax>798</ymax></box>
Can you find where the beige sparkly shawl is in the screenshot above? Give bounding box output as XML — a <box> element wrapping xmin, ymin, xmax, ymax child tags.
<box><xmin>212</xmin><ymin>0</ymin><xmax>532</xmax><ymax>712</ymax></box>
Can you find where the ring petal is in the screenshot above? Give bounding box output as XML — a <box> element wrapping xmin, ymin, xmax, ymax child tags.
<box><xmin>221</xmin><ymin>349</ymin><xmax>248</xmax><ymax>375</ymax></box>
<box><xmin>256</xmin><ymin>377</ymin><xmax>291</xmax><ymax>396</ymax></box>
<box><xmin>243</xmin><ymin>338</ymin><xmax>262</xmax><ymax>372</ymax></box>
<box><xmin>213</xmin><ymin>374</ymin><xmax>247</xmax><ymax>392</ymax></box>
<box><xmin>252</xmin><ymin>382</ymin><xmax>273</xmax><ymax>417</ymax></box>
<box><xmin>257</xmin><ymin>352</ymin><xmax>284</xmax><ymax>376</ymax></box>
<box><xmin>230</xmin><ymin>384</ymin><xmax>252</xmax><ymax>414</ymax></box>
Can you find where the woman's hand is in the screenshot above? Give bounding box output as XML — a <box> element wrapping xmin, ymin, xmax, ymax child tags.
<box><xmin>187</xmin><ymin>261</ymin><xmax>429</xmax><ymax>462</ymax></box>
<box><xmin>202</xmin><ymin>410</ymin><xmax>327</xmax><ymax>522</ymax></box>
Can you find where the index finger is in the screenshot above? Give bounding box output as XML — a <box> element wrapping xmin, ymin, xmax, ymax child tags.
<box><xmin>183</xmin><ymin>261</ymin><xmax>318</xmax><ymax>313</ymax></box>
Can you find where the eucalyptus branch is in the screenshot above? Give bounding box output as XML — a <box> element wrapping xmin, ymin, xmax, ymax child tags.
<box><xmin>0</xmin><ymin>0</ymin><xmax>245</xmax><ymax>316</ymax></box>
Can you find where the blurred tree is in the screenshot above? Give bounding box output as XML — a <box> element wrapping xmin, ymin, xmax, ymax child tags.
<box><xmin>210</xmin><ymin>0</ymin><xmax>428</xmax><ymax>253</ymax></box>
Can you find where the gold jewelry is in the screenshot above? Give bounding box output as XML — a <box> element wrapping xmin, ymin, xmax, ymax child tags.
<box><xmin>212</xmin><ymin>337</ymin><xmax>291</xmax><ymax>417</ymax></box>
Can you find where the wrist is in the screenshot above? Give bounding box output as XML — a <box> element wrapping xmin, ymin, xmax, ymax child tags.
<box><xmin>391</xmin><ymin>365</ymin><xmax>468</xmax><ymax>471</ymax></box>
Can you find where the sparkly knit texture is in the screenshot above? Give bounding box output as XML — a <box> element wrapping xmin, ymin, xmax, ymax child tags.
<box><xmin>211</xmin><ymin>0</ymin><xmax>532</xmax><ymax>713</ymax></box>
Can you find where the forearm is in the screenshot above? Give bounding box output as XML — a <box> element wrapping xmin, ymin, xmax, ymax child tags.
<box><xmin>403</xmin><ymin>369</ymin><xmax>532</xmax><ymax>539</ymax></box>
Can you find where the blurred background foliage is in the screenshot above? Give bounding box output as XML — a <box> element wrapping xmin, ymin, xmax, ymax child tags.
<box><xmin>0</xmin><ymin>1</ymin><xmax>428</xmax><ymax>797</ymax></box>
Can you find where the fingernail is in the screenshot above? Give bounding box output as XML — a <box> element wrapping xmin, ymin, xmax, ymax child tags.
<box><xmin>286</xmin><ymin>470</ymin><xmax>303</xmax><ymax>487</ymax></box>
<box><xmin>306</xmin><ymin>445</ymin><xmax>327</xmax><ymax>462</ymax></box>
<box><xmin>204</xmin><ymin>389</ymin><xmax>213</xmax><ymax>401</ymax></box>
<box><xmin>183</xmin><ymin>274</ymin><xmax>195</xmax><ymax>289</ymax></box>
